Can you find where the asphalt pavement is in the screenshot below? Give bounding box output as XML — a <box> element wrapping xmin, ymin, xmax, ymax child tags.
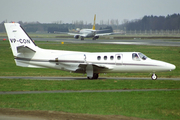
<box><xmin>33</xmin><ymin>38</ymin><xmax>180</xmax><ymax>46</ymax></box>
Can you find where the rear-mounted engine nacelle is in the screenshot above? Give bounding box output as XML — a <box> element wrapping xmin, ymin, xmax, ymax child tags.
<box><xmin>95</xmin><ymin>36</ymin><xmax>99</xmax><ymax>39</ymax></box>
<box><xmin>74</xmin><ymin>35</ymin><xmax>79</xmax><ymax>39</ymax></box>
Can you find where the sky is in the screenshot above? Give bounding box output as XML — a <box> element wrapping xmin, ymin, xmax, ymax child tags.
<box><xmin>1</xmin><ymin>0</ymin><xmax>180</xmax><ymax>24</ymax></box>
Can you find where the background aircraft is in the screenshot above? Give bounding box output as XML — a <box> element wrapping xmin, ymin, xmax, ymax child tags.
<box><xmin>68</xmin><ymin>14</ymin><xmax>112</xmax><ymax>40</ymax></box>
<box><xmin>4</xmin><ymin>23</ymin><xmax>175</xmax><ymax>80</ymax></box>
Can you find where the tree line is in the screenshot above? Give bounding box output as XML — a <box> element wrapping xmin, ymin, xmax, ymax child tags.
<box><xmin>0</xmin><ymin>13</ymin><xmax>179</xmax><ymax>32</ymax></box>
<box><xmin>0</xmin><ymin>21</ymin><xmax>113</xmax><ymax>33</ymax></box>
<box><xmin>121</xmin><ymin>13</ymin><xmax>180</xmax><ymax>31</ymax></box>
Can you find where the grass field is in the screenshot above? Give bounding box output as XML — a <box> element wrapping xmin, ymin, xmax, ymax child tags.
<box><xmin>0</xmin><ymin>78</ymin><xmax>180</xmax><ymax>120</ymax></box>
<box><xmin>0</xmin><ymin>79</ymin><xmax>180</xmax><ymax>92</ymax></box>
<box><xmin>0</xmin><ymin>39</ymin><xmax>180</xmax><ymax>120</ymax></box>
<box><xmin>0</xmin><ymin>91</ymin><xmax>180</xmax><ymax>120</ymax></box>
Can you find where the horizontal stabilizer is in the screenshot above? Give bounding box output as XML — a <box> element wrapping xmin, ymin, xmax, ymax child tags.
<box><xmin>17</xmin><ymin>45</ymin><xmax>36</xmax><ymax>53</ymax></box>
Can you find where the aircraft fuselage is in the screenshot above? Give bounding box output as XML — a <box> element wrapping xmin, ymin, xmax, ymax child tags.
<box><xmin>15</xmin><ymin>49</ymin><xmax>175</xmax><ymax>74</ymax></box>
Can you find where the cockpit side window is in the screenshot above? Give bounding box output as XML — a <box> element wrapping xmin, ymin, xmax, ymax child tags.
<box><xmin>132</xmin><ymin>53</ymin><xmax>140</xmax><ymax>61</ymax></box>
<box><xmin>138</xmin><ymin>53</ymin><xmax>147</xmax><ymax>60</ymax></box>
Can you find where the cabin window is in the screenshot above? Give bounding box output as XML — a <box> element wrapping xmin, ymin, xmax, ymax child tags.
<box><xmin>132</xmin><ymin>53</ymin><xmax>140</xmax><ymax>61</ymax></box>
<box><xmin>117</xmin><ymin>56</ymin><xmax>121</xmax><ymax>60</ymax></box>
<box><xmin>104</xmin><ymin>56</ymin><xmax>107</xmax><ymax>60</ymax></box>
<box><xmin>97</xmin><ymin>56</ymin><xmax>101</xmax><ymax>60</ymax></box>
<box><xmin>110</xmin><ymin>56</ymin><xmax>114</xmax><ymax>60</ymax></box>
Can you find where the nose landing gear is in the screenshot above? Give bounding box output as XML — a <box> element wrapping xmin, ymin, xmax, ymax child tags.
<box><xmin>151</xmin><ymin>73</ymin><xmax>157</xmax><ymax>80</ymax></box>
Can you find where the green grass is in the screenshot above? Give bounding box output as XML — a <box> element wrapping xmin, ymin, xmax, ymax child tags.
<box><xmin>0</xmin><ymin>79</ymin><xmax>180</xmax><ymax>92</ymax></box>
<box><xmin>0</xmin><ymin>40</ymin><xmax>179</xmax><ymax>78</ymax></box>
<box><xmin>0</xmin><ymin>91</ymin><xmax>180</xmax><ymax>120</ymax></box>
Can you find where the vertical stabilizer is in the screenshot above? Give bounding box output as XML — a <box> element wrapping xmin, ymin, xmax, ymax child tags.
<box><xmin>4</xmin><ymin>23</ymin><xmax>37</xmax><ymax>56</ymax></box>
<box><xmin>92</xmin><ymin>14</ymin><xmax>96</xmax><ymax>30</ymax></box>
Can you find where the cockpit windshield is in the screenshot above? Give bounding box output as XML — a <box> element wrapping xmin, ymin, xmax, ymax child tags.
<box><xmin>138</xmin><ymin>53</ymin><xmax>148</xmax><ymax>60</ymax></box>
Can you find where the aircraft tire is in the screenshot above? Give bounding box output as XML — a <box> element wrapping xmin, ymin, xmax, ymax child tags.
<box><xmin>93</xmin><ymin>73</ymin><xmax>99</xmax><ymax>79</ymax></box>
<box><xmin>87</xmin><ymin>77</ymin><xmax>92</xmax><ymax>79</ymax></box>
<box><xmin>151</xmin><ymin>74</ymin><xmax>157</xmax><ymax>80</ymax></box>
<box><xmin>87</xmin><ymin>73</ymin><xmax>99</xmax><ymax>79</ymax></box>
<box><xmin>81</xmin><ymin>37</ymin><xmax>84</xmax><ymax>40</ymax></box>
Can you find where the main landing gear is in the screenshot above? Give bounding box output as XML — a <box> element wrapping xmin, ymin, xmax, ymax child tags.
<box><xmin>92</xmin><ymin>37</ymin><xmax>96</xmax><ymax>40</ymax></box>
<box><xmin>81</xmin><ymin>37</ymin><xmax>84</xmax><ymax>40</ymax></box>
<box><xmin>87</xmin><ymin>73</ymin><xmax>99</xmax><ymax>79</ymax></box>
<box><xmin>151</xmin><ymin>73</ymin><xmax>157</xmax><ymax>80</ymax></box>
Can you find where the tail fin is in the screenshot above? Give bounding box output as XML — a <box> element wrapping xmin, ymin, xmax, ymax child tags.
<box><xmin>4</xmin><ymin>23</ymin><xmax>37</xmax><ymax>57</ymax></box>
<box><xmin>92</xmin><ymin>14</ymin><xmax>96</xmax><ymax>30</ymax></box>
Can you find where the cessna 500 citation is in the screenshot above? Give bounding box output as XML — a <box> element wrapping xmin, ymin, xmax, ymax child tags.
<box><xmin>4</xmin><ymin>23</ymin><xmax>176</xmax><ymax>80</ymax></box>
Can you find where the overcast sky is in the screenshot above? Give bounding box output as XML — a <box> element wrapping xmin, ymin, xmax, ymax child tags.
<box><xmin>1</xmin><ymin>0</ymin><xmax>180</xmax><ymax>24</ymax></box>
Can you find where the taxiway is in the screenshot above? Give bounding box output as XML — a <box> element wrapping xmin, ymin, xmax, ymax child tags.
<box><xmin>33</xmin><ymin>38</ymin><xmax>180</xmax><ymax>46</ymax></box>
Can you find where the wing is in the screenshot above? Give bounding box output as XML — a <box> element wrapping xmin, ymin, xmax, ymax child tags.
<box><xmin>68</xmin><ymin>33</ymin><xmax>81</xmax><ymax>35</ymax></box>
<box><xmin>95</xmin><ymin>33</ymin><xmax>113</xmax><ymax>36</ymax></box>
<box><xmin>68</xmin><ymin>33</ymin><xmax>88</xmax><ymax>37</ymax></box>
<box><xmin>75</xmin><ymin>63</ymin><xmax>113</xmax><ymax>73</ymax></box>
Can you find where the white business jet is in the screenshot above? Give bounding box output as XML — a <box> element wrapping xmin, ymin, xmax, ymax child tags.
<box><xmin>4</xmin><ymin>23</ymin><xmax>176</xmax><ymax>80</ymax></box>
<box><xmin>68</xmin><ymin>14</ymin><xmax>112</xmax><ymax>40</ymax></box>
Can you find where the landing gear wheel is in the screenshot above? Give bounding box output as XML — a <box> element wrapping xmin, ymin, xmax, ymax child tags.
<box><xmin>93</xmin><ymin>73</ymin><xmax>99</xmax><ymax>79</ymax></box>
<box><xmin>92</xmin><ymin>38</ymin><xmax>96</xmax><ymax>40</ymax></box>
<box><xmin>87</xmin><ymin>77</ymin><xmax>92</xmax><ymax>79</ymax></box>
<box><xmin>81</xmin><ymin>37</ymin><xmax>84</xmax><ymax>40</ymax></box>
<box><xmin>87</xmin><ymin>73</ymin><xmax>99</xmax><ymax>79</ymax></box>
<box><xmin>151</xmin><ymin>74</ymin><xmax>157</xmax><ymax>80</ymax></box>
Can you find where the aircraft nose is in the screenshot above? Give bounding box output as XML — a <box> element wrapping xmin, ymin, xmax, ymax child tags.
<box><xmin>166</xmin><ymin>63</ymin><xmax>176</xmax><ymax>71</ymax></box>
